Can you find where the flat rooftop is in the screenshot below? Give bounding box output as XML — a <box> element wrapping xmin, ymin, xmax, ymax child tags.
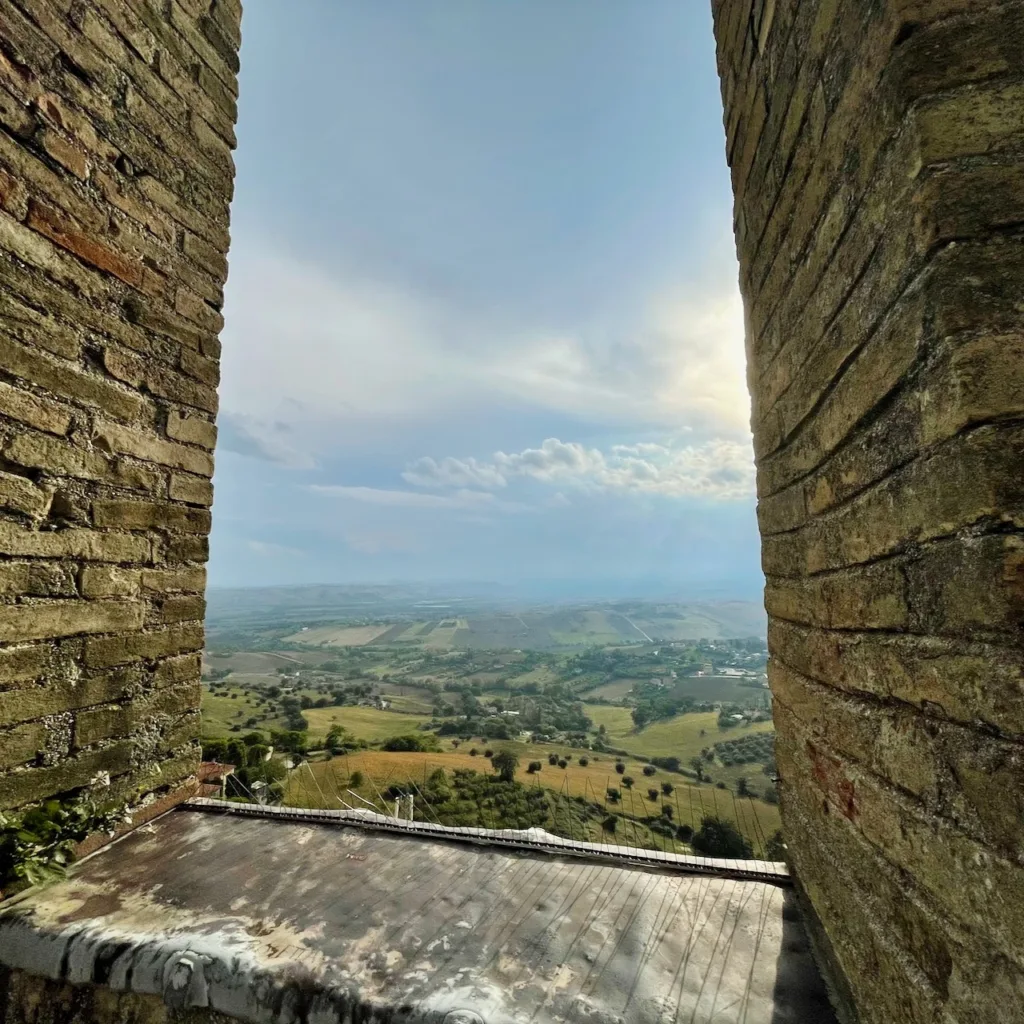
<box><xmin>0</xmin><ymin>809</ymin><xmax>836</xmax><ymax>1023</ymax></box>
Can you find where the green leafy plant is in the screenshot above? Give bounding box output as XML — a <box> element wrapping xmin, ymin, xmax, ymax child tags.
<box><xmin>0</xmin><ymin>798</ymin><xmax>128</xmax><ymax>892</ymax></box>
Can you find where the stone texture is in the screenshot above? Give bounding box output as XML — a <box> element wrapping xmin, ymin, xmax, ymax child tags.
<box><xmin>0</xmin><ymin>0</ymin><xmax>238</xmax><ymax>814</ymax></box>
<box><xmin>713</xmin><ymin>1</ymin><xmax>1024</xmax><ymax>1021</ymax></box>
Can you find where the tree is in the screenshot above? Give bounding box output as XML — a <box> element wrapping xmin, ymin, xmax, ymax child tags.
<box><xmin>526</xmin><ymin>761</ymin><xmax>543</xmax><ymax>774</ymax></box>
<box><xmin>578</xmin><ymin>757</ymin><xmax>589</xmax><ymax>767</ymax></box>
<box><xmin>688</xmin><ymin>756</ymin><xmax>705</xmax><ymax>783</ymax></box>
<box><xmin>548</xmin><ymin>753</ymin><xmax>559</xmax><ymax>766</ymax></box>
<box><xmin>621</xmin><ymin>776</ymin><xmax>634</xmax><ymax>790</ymax></box>
<box><xmin>558</xmin><ymin>759</ymin><xmax>568</xmax><ymax>769</ymax></box>
<box><xmin>647</xmin><ymin>787</ymin><xmax>660</xmax><ymax>802</ymax></box>
<box><xmin>661</xmin><ymin>804</ymin><xmax>673</xmax><ymax>820</ymax></box>
<box><xmin>691</xmin><ymin>816</ymin><xmax>753</xmax><ymax>859</ymax></box>
<box><xmin>484</xmin><ymin>749</ymin><xmax>494</xmax><ymax>759</ymax></box>
<box><xmin>470</xmin><ymin>748</ymin><xmax>479</xmax><ymax>756</ymax></box>
<box><xmin>642</xmin><ymin>765</ymin><xmax>657</xmax><ymax>777</ymax></box>
<box><xmin>490</xmin><ymin>750</ymin><xmax>519</xmax><ymax>783</ymax></box>
<box><xmin>676</xmin><ymin>823</ymin><xmax>694</xmax><ymax>842</ymax></box>
<box><xmin>661</xmin><ymin>781</ymin><xmax>674</xmax><ymax>796</ymax></box>
<box><xmin>350</xmin><ymin>770</ymin><xmax>364</xmax><ymax>788</ymax></box>
<box><xmin>736</xmin><ymin>777</ymin><xmax>750</xmax><ymax>797</ymax></box>
<box><xmin>602</xmin><ymin>815</ymin><xmax>618</xmax><ymax>834</ymax></box>
<box><xmin>606</xmin><ymin>788</ymin><xmax>621</xmax><ymax>803</ymax></box>
<box><xmin>615</xmin><ymin>762</ymin><xmax>625</xmax><ymax>775</ymax></box>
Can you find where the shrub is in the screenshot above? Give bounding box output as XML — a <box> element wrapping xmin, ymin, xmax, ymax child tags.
<box><xmin>647</xmin><ymin>787</ymin><xmax>660</xmax><ymax>802</ymax></box>
<box><xmin>382</xmin><ymin>734</ymin><xmax>440</xmax><ymax>753</ymax></box>
<box><xmin>558</xmin><ymin>759</ymin><xmax>568</xmax><ymax>769</ymax></box>
<box><xmin>606</xmin><ymin>788</ymin><xmax>621</xmax><ymax>803</ymax></box>
<box><xmin>601</xmin><ymin>815</ymin><xmax>618</xmax><ymax>834</ymax></box>
<box><xmin>715</xmin><ymin>781</ymin><xmax>725</xmax><ymax>789</ymax></box>
<box><xmin>642</xmin><ymin>765</ymin><xmax>657</xmax><ymax>777</ymax></box>
<box><xmin>349</xmin><ymin>770</ymin><xmax>364</xmax><ymax>787</ymax></box>
<box><xmin>615</xmin><ymin>762</ymin><xmax>625</xmax><ymax>775</ymax></box>
<box><xmin>621</xmin><ymin>776</ymin><xmax>634</xmax><ymax>789</ymax></box>
<box><xmin>691</xmin><ymin>816</ymin><xmax>753</xmax><ymax>859</ymax></box>
<box><xmin>661</xmin><ymin>781</ymin><xmax>674</xmax><ymax>796</ymax></box>
<box><xmin>484</xmin><ymin>749</ymin><xmax>494</xmax><ymax>759</ymax></box>
<box><xmin>661</xmin><ymin>804</ymin><xmax>673</xmax><ymax>820</ymax></box>
<box><xmin>526</xmin><ymin>761</ymin><xmax>543</xmax><ymax>774</ymax></box>
<box><xmin>676</xmin><ymin>824</ymin><xmax>694</xmax><ymax>842</ymax></box>
<box><xmin>469</xmin><ymin>748</ymin><xmax>479</xmax><ymax>756</ymax></box>
<box><xmin>548</xmin><ymin>753</ymin><xmax>559</xmax><ymax>766</ymax></box>
<box><xmin>578</xmin><ymin>757</ymin><xmax>589</xmax><ymax>767</ymax></box>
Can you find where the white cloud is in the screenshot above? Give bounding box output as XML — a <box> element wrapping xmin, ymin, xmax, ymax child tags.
<box><xmin>219</xmin><ymin>236</ymin><xmax>752</xmax><ymax>466</ymax></box>
<box><xmin>402</xmin><ymin>455</ymin><xmax>507</xmax><ymax>490</ymax></box>
<box><xmin>403</xmin><ymin>436</ymin><xmax>756</xmax><ymax>501</ymax></box>
<box><xmin>310</xmin><ymin>485</ymin><xmax>498</xmax><ymax>510</ymax></box>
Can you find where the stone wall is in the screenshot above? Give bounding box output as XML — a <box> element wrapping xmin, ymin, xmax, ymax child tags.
<box><xmin>711</xmin><ymin>1</ymin><xmax>1024</xmax><ymax>1021</ymax></box>
<box><xmin>0</xmin><ymin>0</ymin><xmax>239</xmax><ymax>814</ymax></box>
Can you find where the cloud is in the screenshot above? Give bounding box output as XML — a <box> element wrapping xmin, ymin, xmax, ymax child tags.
<box><xmin>402</xmin><ymin>455</ymin><xmax>507</xmax><ymax>490</ymax></box>
<box><xmin>218</xmin><ymin>235</ymin><xmax>752</xmax><ymax>468</ymax></box>
<box><xmin>218</xmin><ymin>412</ymin><xmax>316</xmax><ymax>469</ymax></box>
<box><xmin>310</xmin><ymin>485</ymin><xmax>499</xmax><ymax>510</ymax></box>
<box><xmin>403</xmin><ymin>436</ymin><xmax>755</xmax><ymax>501</ymax></box>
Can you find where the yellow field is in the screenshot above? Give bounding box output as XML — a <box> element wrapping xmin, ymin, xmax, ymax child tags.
<box><xmin>281</xmin><ymin>624</ymin><xmax>390</xmax><ymax>645</ymax></box>
<box><xmin>585</xmin><ymin>706</ymin><xmax>774</xmax><ymax>761</ymax></box>
<box><xmin>303</xmin><ymin>705</ymin><xmax>434</xmax><ymax>742</ymax></box>
<box><xmin>284</xmin><ymin>749</ymin><xmax>780</xmax><ymax>848</ymax></box>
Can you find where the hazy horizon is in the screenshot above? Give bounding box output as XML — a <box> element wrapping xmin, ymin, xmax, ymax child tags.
<box><xmin>210</xmin><ymin>2</ymin><xmax>758</xmax><ymax>592</ymax></box>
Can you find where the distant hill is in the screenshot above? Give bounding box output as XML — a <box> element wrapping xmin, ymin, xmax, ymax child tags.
<box><xmin>206</xmin><ymin>584</ymin><xmax>766</xmax><ymax>647</ymax></box>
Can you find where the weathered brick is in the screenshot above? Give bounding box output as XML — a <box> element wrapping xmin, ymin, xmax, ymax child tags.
<box><xmin>157</xmin><ymin>594</ymin><xmax>205</xmax><ymax>623</ymax></box>
<box><xmin>0</xmin><ymin>0</ymin><xmax>237</xmax><ymax>822</ymax></box>
<box><xmin>92</xmin><ymin>498</ymin><xmax>211</xmax><ymax>533</ymax></box>
<box><xmin>0</xmin><ymin>380</ymin><xmax>73</xmax><ymax>436</ymax></box>
<box><xmin>140</xmin><ymin>566</ymin><xmax>205</xmax><ymax>593</ymax></box>
<box><xmin>0</xmin><ymin>522</ymin><xmax>149</xmax><ymax>562</ymax></box>
<box><xmin>168</xmin><ymin>472</ymin><xmax>214</xmax><ymax>506</ymax></box>
<box><xmin>0</xmin><ymin>741</ymin><xmax>134</xmax><ymax>810</ymax></box>
<box><xmin>0</xmin><ymin>471</ymin><xmax>53</xmax><ymax>519</ymax></box>
<box><xmin>84</xmin><ymin>623</ymin><xmax>204</xmax><ymax>668</ymax></box>
<box><xmin>93</xmin><ymin>419</ymin><xmax>215</xmax><ymax>476</ymax></box>
<box><xmin>74</xmin><ymin>680</ymin><xmax>201</xmax><ymax>748</ymax></box>
<box><xmin>0</xmin><ymin>644</ymin><xmax>50</xmax><ymax>688</ymax></box>
<box><xmin>0</xmin><ymin>561</ymin><xmax>77</xmax><ymax>598</ymax></box>
<box><xmin>0</xmin><ymin>600</ymin><xmax>145</xmax><ymax>642</ymax></box>
<box><xmin>79</xmin><ymin>564</ymin><xmax>142</xmax><ymax>598</ymax></box>
<box><xmin>166</xmin><ymin>410</ymin><xmax>217</xmax><ymax>449</ymax></box>
<box><xmin>0</xmin><ymin>721</ymin><xmax>45</xmax><ymax>770</ymax></box>
<box><xmin>0</xmin><ymin>331</ymin><xmax>144</xmax><ymax>423</ymax></box>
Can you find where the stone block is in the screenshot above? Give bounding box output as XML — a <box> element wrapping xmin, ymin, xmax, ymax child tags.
<box><xmin>166</xmin><ymin>410</ymin><xmax>217</xmax><ymax>449</ymax></box>
<box><xmin>0</xmin><ymin>721</ymin><xmax>45</xmax><ymax>770</ymax></box>
<box><xmin>84</xmin><ymin>623</ymin><xmax>204</xmax><ymax>668</ymax></box>
<box><xmin>0</xmin><ymin>600</ymin><xmax>145</xmax><ymax>643</ymax></box>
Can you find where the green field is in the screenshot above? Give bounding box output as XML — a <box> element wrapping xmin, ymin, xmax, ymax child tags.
<box><xmin>303</xmin><ymin>705</ymin><xmax>434</xmax><ymax>742</ymax></box>
<box><xmin>583</xmin><ymin>679</ymin><xmax>636</xmax><ymax>702</ymax></box>
<box><xmin>585</xmin><ymin>705</ymin><xmax>774</xmax><ymax>762</ymax></box>
<box><xmin>201</xmin><ymin>690</ymin><xmax>291</xmax><ymax>738</ymax></box>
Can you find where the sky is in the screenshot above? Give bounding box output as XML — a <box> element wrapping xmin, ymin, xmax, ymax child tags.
<box><xmin>210</xmin><ymin>0</ymin><xmax>760</xmax><ymax>598</ymax></box>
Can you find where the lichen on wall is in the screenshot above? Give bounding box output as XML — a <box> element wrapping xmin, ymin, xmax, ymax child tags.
<box><xmin>0</xmin><ymin>0</ymin><xmax>240</xmax><ymax>815</ymax></box>
<box><xmin>711</xmin><ymin>1</ymin><xmax>1024</xmax><ymax>1021</ymax></box>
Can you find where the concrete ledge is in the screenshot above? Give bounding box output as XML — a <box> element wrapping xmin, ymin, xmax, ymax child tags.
<box><xmin>0</xmin><ymin>808</ymin><xmax>834</xmax><ymax>1024</ymax></box>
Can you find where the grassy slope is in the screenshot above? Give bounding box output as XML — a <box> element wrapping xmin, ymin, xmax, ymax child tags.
<box><xmin>284</xmin><ymin>750</ymin><xmax>780</xmax><ymax>853</ymax></box>
<box><xmin>584</xmin><ymin>705</ymin><xmax>775</xmax><ymax>761</ymax></box>
<box><xmin>303</xmin><ymin>705</ymin><xmax>434</xmax><ymax>742</ymax></box>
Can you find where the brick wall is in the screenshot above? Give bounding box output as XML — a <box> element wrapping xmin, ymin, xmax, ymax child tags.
<box><xmin>0</xmin><ymin>0</ymin><xmax>239</xmax><ymax>814</ymax></box>
<box><xmin>711</xmin><ymin>1</ymin><xmax>1024</xmax><ymax>1020</ymax></box>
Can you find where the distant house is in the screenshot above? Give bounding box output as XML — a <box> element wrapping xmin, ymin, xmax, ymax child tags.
<box><xmin>502</xmin><ymin>710</ymin><xmax>520</xmax><ymax>717</ymax></box>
